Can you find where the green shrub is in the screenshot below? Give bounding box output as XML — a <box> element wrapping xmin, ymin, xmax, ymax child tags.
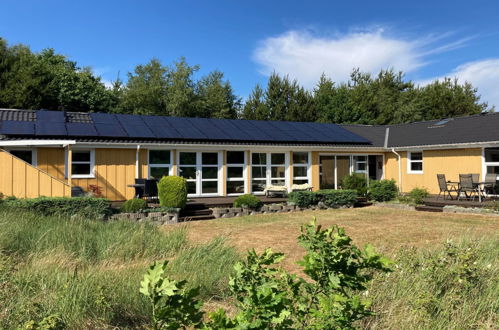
<box><xmin>409</xmin><ymin>187</ymin><xmax>430</xmax><ymax>205</ymax></box>
<box><xmin>121</xmin><ymin>198</ymin><xmax>147</xmax><ymax>213</ymax></box>
<box><xmin>369</xmin><ymin>179</ymin><xmax>398</xmax><ymax>202</ymax></box>
<box><xmin>342</xmin><ymin>173</ymin><xmax>368</xmax><ymax>196</ymax></box>
<box><xmin>316</xmin><ymin>189</ymin><xmax>358</xmax><ymax>208</ymax></box>
<box><xmin>2</xmin><ymin>197</ymin><xmax>111</xmax><ymax>219</ymax></box>
<box><xmin>157</xmin><ymin>176</ymin><xmax>188</xmax><ymax>209</ymax></box>
<box><xmin>288</xmin><ymin>191</ymin><xmax>318</xmax><ymax>207</ymax></box>
<box><xmin>233</xmin><ymin>194</ymin><xmax>262</xmax><ymax>209</ymax></box>
<box><xmin>141</xmin><ymin>220</ymin><xmax>392</xmax><ymax>329</ymax></box>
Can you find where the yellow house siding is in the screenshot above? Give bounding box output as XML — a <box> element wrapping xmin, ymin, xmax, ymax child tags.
<box><xmin>311</xmin><ymin>151</ymin><xmax>320</xmax><ymax>191</ymax></box>
<box><xmin>0</xmin><ymin>149</ymin><xmax>70</xmax><ymax>198</ymax></box>
<box><xmin>383</xmin><ymin>148</ymin><xmax>483</xmax><ymax>193</ymax></box>
<box><xmin>38</xmin><ymin>148</ymin><xmax>65</xmax><ymax>180</ymax></box>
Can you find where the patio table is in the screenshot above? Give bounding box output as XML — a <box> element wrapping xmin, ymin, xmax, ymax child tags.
<box><xmin>127</xmin><ymin>183</ymin><xmax>145</xmax><ymax>198</ymax></box>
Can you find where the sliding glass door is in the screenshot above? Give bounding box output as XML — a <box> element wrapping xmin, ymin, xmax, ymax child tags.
<box><xmin>251</xmin><ymin>152</ymin><xmax>288</xmax><ymax>194</ymax></box>
<box><xmin>178</xmin><ymin>151</ymin><xmax>222</xmax><ymax>196</ymax></box>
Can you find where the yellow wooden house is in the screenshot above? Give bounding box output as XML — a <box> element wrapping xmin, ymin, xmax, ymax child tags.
<box><xmin>0</xmin><ymin>109</ymin><xmax>498</xmax><ymax>200</ymax></box>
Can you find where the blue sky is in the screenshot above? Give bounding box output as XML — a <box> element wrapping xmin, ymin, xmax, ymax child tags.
<box><xmin>1</xmin><ymin>0</ymin><xmax>499</xmax><ymax>107</ymax></box>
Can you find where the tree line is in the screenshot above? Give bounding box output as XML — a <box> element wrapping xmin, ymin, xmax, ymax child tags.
<box><xmin>0</xmin><ymin>37</ymin><xmax>491</xmax><ymax>124</ymax></box>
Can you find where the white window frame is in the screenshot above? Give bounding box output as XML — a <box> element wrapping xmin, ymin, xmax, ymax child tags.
<box><xmin>483</xmin><ymin>147</ymin><xmax>499</xmax><ymax>183</ymax></box>
<box><xmin>407</xmin><ymin>151</ymin><xmax>423</xmax><ymax>174</ymax></box>
<box><xmin>292</xmin><ymin>151</ymin><xmax>311</xmax><ymax>185</ymax></box>
<box><xmin>148</xmin><ymin>150</ymin><xmax>173</xmax><ymax>179</ymax></box>
<box><xmin>71</xmin><ymin>149</ymin><xmax>95</xmax><ymax>179</ymax></box>
<box><xmin>6</xmin><ymin>147</ymin><xmax>37</xmax><ymax>166</ymax></box>
<box><xmin>226</xmin><ymin>151</ymin><xmax>247</xmax><ymax>196</ymax></box>
<box><xmin>353</xmin><ymin>155</ymin><xmax>368</xmax><ymax>174</ymax></box>
<box><xmin>176</xmin><ymin>151</ymin><xmax>223</xmax><ymax>197</ymax></box>
<box><xmin>250</xmin><ymin>152</ymin><xmax>289</xmax><ymax>194</ymax></box>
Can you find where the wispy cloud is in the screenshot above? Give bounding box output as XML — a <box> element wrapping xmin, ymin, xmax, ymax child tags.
<box><xmin>418</xmin><ymin>59</ymin><xmax>499</xmax><ymax>108</ymax></box>
<box><xmin>253</xmin><ymin>28</ymin><xmax>469</xmax><ymax>88</ymax></box>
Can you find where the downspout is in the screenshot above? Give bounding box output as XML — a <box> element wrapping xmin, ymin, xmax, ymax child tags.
<box><xmin>391</xmin><ymin>148</ymin><xmax>402</xmax><ymax>193</ymax></box>
<box><xmin>135</xmin><ymin>145</ymin><xmax>141</xmax><ymax>179</ymax></box>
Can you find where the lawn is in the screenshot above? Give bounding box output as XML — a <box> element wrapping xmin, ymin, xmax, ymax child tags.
<box><xmin>1</xmin><ymin>206</ymin><xmax>498</xmax><ymax>329</ymax></box>
<box><xmin>180</xmin><ymin>206</ymin><xmax>499</xmax><ymax>273</ymax></box>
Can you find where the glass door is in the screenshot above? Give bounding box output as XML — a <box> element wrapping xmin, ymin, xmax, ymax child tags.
<box><xmin>178</xmin><ymin>151</ymin><xmax>221</xmax><ymax>196</ymax></box>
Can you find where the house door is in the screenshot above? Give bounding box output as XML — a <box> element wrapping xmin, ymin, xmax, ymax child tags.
<box><xmin>178</xmin><ymin>151</ymin><xmax>222</xmax><ymax>197</ymax></box>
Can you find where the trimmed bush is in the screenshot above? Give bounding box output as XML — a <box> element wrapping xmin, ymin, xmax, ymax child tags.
<box><xmin>316</xmin><ymin>189</ymin><xmax>358</xmax><ymax>208</ymax></box>
<box><xmin>2</xmin><ymin>197</ymin><xmax>111</xmax><ymax>219</ymax></box>
<box><xmin>369</xmin><ymin>179</ymin><xmax>398</xmax><ymax>202</ymax></box>
<box><xmin>288</xmin><ymin>191</ymin><xmax>318</xmax><ymax>208</ymax></box>
<box><xmin>121</xmin><ymin>198</ymin><xmax>147</xmax><ymax>213</ymax></box>
<box><xmin>342</xmin><ymin>173</ymin><xmax>368</xmax><ymax>196</ymax></box>
<box><xmin>158</xmin><ymin>176</ymin><xmax>188</xmax><ymax>209</ymax></box>
<box><xmin>233</xmin><ymin>194</ymin><xmax>262</xmax><ymax>209</ymax></box>
<box><xmin>408</xmin><ymin>187</ymin><xmax>429</xmax><ymax>205</ymax></box>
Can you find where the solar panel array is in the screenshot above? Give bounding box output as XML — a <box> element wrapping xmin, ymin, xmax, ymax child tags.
<box><xmin>0</xmin><ymin>110</ymin><xmax>371</xmax><ymax>144</ymax></box>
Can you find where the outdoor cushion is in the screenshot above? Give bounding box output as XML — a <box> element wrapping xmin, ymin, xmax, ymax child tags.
<box><xmin>264</xmin><ymin>185</ymin><xmax>288</xmax><ymax>193</ymax></box>
<box><xmin>291</xmin><ymin>183</ymin><xmax>312</xmax><ymax>191</ymax></box>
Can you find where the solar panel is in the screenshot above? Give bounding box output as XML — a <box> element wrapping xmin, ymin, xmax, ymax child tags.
<box><xmin>36</xmin><ymin>110</ymin><xmax>65</xmax><ymax>122</ymax></box>
<box><xmin>90</xmin><ymin>113</ymin><xmax>116</xmax><ymax>124</ymax></box>
<box><xmin>189</xmin><ymin>118</ymin><xmax>230</xmax><ymax>140</ymax></box>
<box><xmin>0</xmin><ymin>121</ymin><xmax>35</xmax><ymax>135</ymax></box>
<box><xmin>115</xmin><ymin>114</ymin><xmax>155</xmax><ymax>138</ymax></box>
<box><xmin>35</xmin><ymin>122</ymin><xmax>67</xmax><ymax>136</ymax></box>
<box><xmin>66</xmin><ymin>123</ymin><xmax>98</xmax><ymax>136</ymax></box>
<box><xmin>95</xmin><ymin>123</ymin><xmax>127</xmax><ymax>137</ymax></box>
<box><xmin>164</xmin><ymin>117</ymin><xmax>207</xmax><ymax>139</ymax></box>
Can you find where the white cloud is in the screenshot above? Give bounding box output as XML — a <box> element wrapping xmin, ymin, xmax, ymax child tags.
<box><xmin>418</xmin><ymin>59</ymin><xmax>499</xmax><ymax>108</ymax></box>
<box><xmin>253</xmin><ymin>29</ymin><xmax>467</xmax><ymax>89</ymax></box>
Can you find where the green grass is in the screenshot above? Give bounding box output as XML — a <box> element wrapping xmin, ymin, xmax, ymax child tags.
<box><xmin>0</xmin><ymin>209</ymin><xmax>239</xmax><ymax>329</ymax></box>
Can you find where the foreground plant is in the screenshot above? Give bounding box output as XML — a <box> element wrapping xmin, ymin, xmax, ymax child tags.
<box><xmin>140</xmin><ymin>218</ymin><xmax>392</xmax><ymax>329</ymax></box>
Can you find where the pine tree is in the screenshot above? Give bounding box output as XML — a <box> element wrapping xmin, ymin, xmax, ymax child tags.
<box><xmin>242</xmin><ymin>84</ymin><xmax>268</xmax><ymax>120</ymax></box>
<box><xmin>195</xmin><ymin>70</ymin><xmax>240</xmax><ymax>119</ymax></box>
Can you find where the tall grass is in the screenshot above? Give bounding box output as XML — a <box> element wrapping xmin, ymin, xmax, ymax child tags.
<box><xmin>363</xmin><ymin>236</ymin><xmax>499</xmax><ymax>329</ymax></box>
<box><xmin>0</xmin><ymin>210</ymin><xmax>239</xmax><ymax>329</ymax></box>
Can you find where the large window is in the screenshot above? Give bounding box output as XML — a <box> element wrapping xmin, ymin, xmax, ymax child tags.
<box><xmin>251</xmin><ymin>152</ymin><xmax>287</xmax><ymax>193</ymax></box>
<box><xmin>292</xmin><ymin>152</ymin><xmax>309</xmax><ymax>185</ymax></box>
<box><xmin>226</xmin><ymin>151</ymin><xmax>246</xmax><ymax>195</ymax></box>
<box><xmin>71</xmin><ymin>150</ymin><xmax>94</xmax><ymax>178</ymax></box>
<box><xmin>9</xmin><ymin>149</ymin><xmax>36</xmax><ymax>165</ymax></box>
<box><xmin>149</xmin><ymin>150</ymin><xmax>172</xmax><ymax>179</ymax></box>
<box><xmin>407</xmin><ymin>151</ymin><xmax>423</xmax><ymax>174</ymax></box>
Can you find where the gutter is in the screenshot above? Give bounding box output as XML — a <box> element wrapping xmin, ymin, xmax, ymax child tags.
<box><xmin>391</xmin><ymin>148</ymin><xmax>402</xmax><ymax>192</ymax></box>
<box><xmin>0</xmin><ymin>139</ymin><xmax>76</xmax><ymax>147</ymax></box>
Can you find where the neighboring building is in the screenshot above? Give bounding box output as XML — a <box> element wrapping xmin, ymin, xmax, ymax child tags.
<box><xmin>0</xmin><ymin>108</ymin><xmax>498</xmax><ymax>200</ymax></box>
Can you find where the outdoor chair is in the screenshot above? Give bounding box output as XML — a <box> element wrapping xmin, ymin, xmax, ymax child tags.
<box><xmin>143</xmin><ymin>179</ymin><xmax>159</xmax><ymax>202</ymax></box>
<box><xmin>290</xmin><ymin>183</ymin><xmax>313</xmax><ymax>192</ymax></box>
<box><xmin>484</xmin><ymin>173</ymin><xmax>497</xmax><ymax>195</ymax></box>
<box><xmin>471</xmin><ymin>173</ymin><xmax>480</xmax><ymax>185</ymax></box>
<box><xmin>458</xmin><ymin>174</ymin><xmax>479</xmax><ymax>201</ymax></box>
<box><xmin>436</xmin><ymin>174</ymin><xmax>457</xmax><ymax>200</ymax></box>
<box><xmin>134</xmin><ymin>178</ymin><xmax>146</xmax><ymax>198</ymax></box>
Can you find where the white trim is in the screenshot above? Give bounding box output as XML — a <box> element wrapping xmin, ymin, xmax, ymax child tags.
<box><xmin>407</xmin><ymin>151</ymin><xmax>423</xmax><ymax>174</ymax></box>
<box><xmin>70</xmin><ymin>149</ymin><xmax>95</xmax><ymax>179</ymax></box>
<box><xmin>135</xmin><ymin>145</ymin><xmax>141</xmax><ymax>179</ymax></box>
<box><xmin>0</xmin><ymin>140</ymin><xmax>76</xmax><ymax>147</ymax></box>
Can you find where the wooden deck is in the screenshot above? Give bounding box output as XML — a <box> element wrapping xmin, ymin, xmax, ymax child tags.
<box><xmin>423</xmin><ymin>195</ymin><xmax>498</xmax><ymax>208</ymax></box>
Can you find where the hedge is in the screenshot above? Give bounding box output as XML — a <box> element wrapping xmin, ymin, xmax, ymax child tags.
<box><xmin>157</xmin><ymin>176</ymin><xmax>188</xmax><ymax>209</ymax></box>
<box><xmin>1</xmin><ymin>196</ymin><xmax>112</xmax><ymax>219</ymax></box>
<box><xmin>342</xmin><ymin>173</ymin><xmax>368</xmax><ymax>196</ymax></box>
<box><xmin>288</xmin><ymin>190</ymin><xmax>358</xmax><ymax>208</ymax></box>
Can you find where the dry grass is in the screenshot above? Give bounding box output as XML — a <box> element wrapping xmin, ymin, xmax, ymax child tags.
<box><xmin>175</xmin><ymin>206</ymin><xmax>499</xmax><ymax>273</ymax></box>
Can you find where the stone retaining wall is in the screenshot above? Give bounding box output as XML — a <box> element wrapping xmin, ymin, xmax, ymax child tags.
<box><xmin>211</xmin><ymin>203</ymin><xmax>352</xmax><ymax>219</ymax></box>
<box><xmin>109</xmin><ymin>211</ymin><xmax>179</xmax><ymax>225</ymax></box>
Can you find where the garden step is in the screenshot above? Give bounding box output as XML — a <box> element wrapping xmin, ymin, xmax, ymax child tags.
<box><xmin>180</xmin><ymin>214</ymin><xmax>215</xmax><ymax>221</ymax></box>
<box><xmin>415</xmin><ymin>205</ymin><xmax>443</xmax><ymax>212</ymax></box>
<box><xmin>180</xmin><ymin>209</ymin><xmax>213</xmax><ymax>216</ymax></box>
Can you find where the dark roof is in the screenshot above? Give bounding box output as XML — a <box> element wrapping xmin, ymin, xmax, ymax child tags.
<box><xmin>339</xmin><ymin>125</ymin><xmax>386</xmax><ymax>147</ymax></box>
<box><xmin>0</xmin><ymin>109</ymin><xmax>370</xmax><ymax>145</ymax></box>
<box><xmin>340</xmin><ymin>112</ymin><xmax>499</xmax><ymax>148</ymax></box>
